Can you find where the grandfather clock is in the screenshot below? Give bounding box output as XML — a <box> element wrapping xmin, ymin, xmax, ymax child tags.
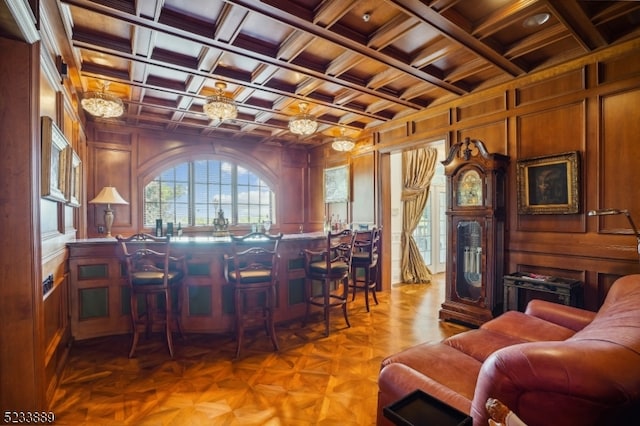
<box><xmin>439</xmin><ymin>138</ymin><xmax>509</xmax><ymax>326</ymax></box>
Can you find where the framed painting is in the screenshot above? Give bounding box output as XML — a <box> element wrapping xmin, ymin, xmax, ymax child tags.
<box><xmin>41</xmin><ymin>116</ymin><xmax>69</xmax><ymax>203</ymax></box>
<box><xmin>324</xmin><ymin>164</ymin><xmax>350</xmax><ymax>203</ymax></box>
<box><xmin>65</xmin><ymin>147</ymin><xmax>81</xmax><ymax>207</ymax></box>
<box><xmin>517</xmin><ymin>151</ymin><xmax>580</xmax><ymax>214</ymax></box>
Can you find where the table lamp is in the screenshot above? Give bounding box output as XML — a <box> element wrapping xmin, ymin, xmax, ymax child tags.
<box><xmin>588</xmin><ymin>208</ymin><xmax>640</xmax><ymax>262</ymax></box>
<box><xmin>89</xmin><ymin>186</ymin><xmax>129</xmax><ymax>237</ymax></box>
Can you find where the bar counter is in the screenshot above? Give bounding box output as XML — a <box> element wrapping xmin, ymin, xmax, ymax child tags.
<box><xmin>67</xmin><ymin>232</ymin><xmax>327</xmax><ymax>340</ymax></box>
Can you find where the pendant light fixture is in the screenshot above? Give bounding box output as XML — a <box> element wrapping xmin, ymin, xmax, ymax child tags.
<box><xmin>203</xmin><ymin>82</ymin><xmax>238</xmax><ymax>122</ymax></box>
<box><xmin>332</xmin><ymin>127</ymin><xmax>355</xmax><ymax>152</ymax></box>
<box><xmin>81</xmin><ymin>81</ymin><xmax>124</xmax><ymax>118</ymax></box>
<box><xmin>288</xmin><ymin>102</ymin><xmax>318</xmax><ymax>136</ymax></box>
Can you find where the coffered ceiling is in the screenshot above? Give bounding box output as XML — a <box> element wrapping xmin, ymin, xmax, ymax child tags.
<box><xmin>52</xmin><ymin>0</ymin><xmax>640</xmax><ymax>147</ymax></box>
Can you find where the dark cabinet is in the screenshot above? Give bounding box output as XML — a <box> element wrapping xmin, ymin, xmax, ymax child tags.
<box><xmin>439</xmin><ymin>138</ymin><xmax>509</xmax><ymax>326</ymax></box>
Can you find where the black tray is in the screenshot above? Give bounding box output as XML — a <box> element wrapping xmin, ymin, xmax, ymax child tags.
<box><xmin>383</xmin><ymin>389</ymin><xmax>472</xmax><ymax>426</ymax></box>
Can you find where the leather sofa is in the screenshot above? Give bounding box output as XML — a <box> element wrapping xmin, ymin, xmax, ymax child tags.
<box><xmin>377</xmin><ymin>274</ymin><xmax>640</xmax><ymax>426</ymax></box>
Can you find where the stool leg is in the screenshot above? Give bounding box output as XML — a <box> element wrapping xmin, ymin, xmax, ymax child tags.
<box><xmin>323</xmin><ymin>279</ymin><xmax>330</xmax><ymax>337</ymax></box>
<box><xmin>303</xmin><ymin>278</ymin><xmax>311</xmax><ymax>328</ymax></box>
<box><xmin>234</xmin><ymin>286</ymin><xmax>244</xmax><ymax>359</ymax></box>
<box><xmin>145</xmin><ymin>293</ymin><xmax>153</xmax><ymax>339</ymax></box>
<box><xmin>267</xmin><ymin>285</ymin><xmax>279</xmax><ymax>351</ymax></box>
<box><xmin>363</xmin><ymin>268</ymin><xmax>370</xmax><ymax>312</ymax></box>
<box><xmin>174</xmin><ymin>284</ymin><xmax>184</xmax><ymax>339</ymax></box>
<box><xmin>370</xmin><ymin>265</ymin><xmax>379</xmax><ymax>306</ymax></box>
<box><xmin>129</xmin><ymin>290</ymin><xmax>139</xmax><ymax>358</ymax></box>
<box><xmin>164</xmin><ymin>289</ymin><xmax>174</xmax><ymax>358</ymax></box>
<box><xmin>351</xmin><ymin>267</ymin><xmax>358</xmax><ymax>301</ymax></box>
<box><xmin>342</xmin><ymin>276</ymin><xmax>350</xmax><ymax>328</ymax></box>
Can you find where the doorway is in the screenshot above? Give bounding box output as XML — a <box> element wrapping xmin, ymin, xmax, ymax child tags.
<box><xmin>414</xmin><ymin>166</ymin><xmax>446</xmax><ymax>273</ymax></box>
<box><xmin>389</xmin><ymin>140</ymin><xmax>447</xmax><ymax>284</ymax></box>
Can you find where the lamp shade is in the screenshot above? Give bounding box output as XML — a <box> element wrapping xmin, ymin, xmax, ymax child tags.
<box><xmin>89</xmin><ymin>186</ymin><xmax>129</xmax><ymax>205</ymax></box>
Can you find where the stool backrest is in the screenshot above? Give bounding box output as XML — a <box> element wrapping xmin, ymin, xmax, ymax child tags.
<box><xmin>116</xmin><ymin>233</ymin><xmax>174</xmax><ymax>288</ymax></box>
<box><xmin>353</xmin><ymin>226</ymin><xmax>381</xmax><ymax>266</ymax></box>
<box><xmin>225</xmin><ymin>232</ymin><xmax>283</xmax><ymax>284</ymax></box>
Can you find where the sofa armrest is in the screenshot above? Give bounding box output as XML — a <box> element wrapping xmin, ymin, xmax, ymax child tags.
<box><xmin>471</xmin><ymin>341</ymin><xmax>640</xmax><ymax>426</ymax></box>
<box><xmin>524</xmin><ymin>299</ymin><xmax>595</xmax><ymax>332</ymax></box>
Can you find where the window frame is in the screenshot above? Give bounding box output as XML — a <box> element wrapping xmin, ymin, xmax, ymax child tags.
<box><xmin>142</xmin><ymin>158</ymin><xmax>276</xmax><ymax>230</ymax></box>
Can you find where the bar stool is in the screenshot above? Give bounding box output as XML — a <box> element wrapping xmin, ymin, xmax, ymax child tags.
<box><xmin>302</xmin><ymin>229</ymin><xmax>357</xmax><ymax>336</ymax></box>
<box><xmin>117</xmin><ymin>233</ymin><xmax>186</xmax><ymax>358</ymax></box>
<box><xmin>350</xmin><ymin>226</ymin><xmax>381</xmax><ymax>312</ymax></box>
<box><xmin>224</xmin><ymin>232</ymin><xmax>282</xmax><ymax>359</ymax></box>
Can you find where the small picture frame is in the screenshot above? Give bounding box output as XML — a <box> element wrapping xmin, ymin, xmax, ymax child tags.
<box><xmin>517</xmin><ymin>151</ymin><xmax>580</xmax><ymax>214</ymax></box>
<box><xmin>41</xmin><ymin>116</ymin><xmax>69</xmax><ymax>203</ymax></box>
<box><xmin>324</xmin><ymin>164</ymin><xmax>350</xmax><ymax>203</ymax></box>
<box><xmin>65</xmin><ymin>147</ymin><xmax>81</xmax><ymax>207</ymax></box>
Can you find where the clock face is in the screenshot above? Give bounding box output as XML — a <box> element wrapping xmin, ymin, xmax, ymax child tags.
<box><xmin>456</xmin><ymin>169</ymin><xmax>483</xmax><ymax>206</ymax></box>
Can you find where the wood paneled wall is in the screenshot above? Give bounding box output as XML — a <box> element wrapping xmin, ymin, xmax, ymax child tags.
<box><xmin>0</xmin><ymin>36</ymin><xmax>46</xmax><ymax>412</ymax></box>
<box><xmin>85</xmin><ymin>125</ymin><xmax>310</xmax><ymax>237</ymax></box>
<box><xmin>370</xmin><ymin>39</ymin><xmax>640</xmax><ymax>311</ymax></box>
<box><xmin>84</xmin><ymin>41</ymin><xmax>640</xmax><ymax>313</ymax></box>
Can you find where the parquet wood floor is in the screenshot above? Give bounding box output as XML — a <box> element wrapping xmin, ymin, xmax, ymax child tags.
<box><xmin>50</xmin><ymin>274</ymin><xmax>469</xmax><ymax>425</ymax></box>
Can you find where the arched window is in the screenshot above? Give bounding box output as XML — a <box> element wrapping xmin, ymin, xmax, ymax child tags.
<box><xmin>143</xmin><ymin>159</ymin><xmax>275</xmax><ymax>227</ymax></box>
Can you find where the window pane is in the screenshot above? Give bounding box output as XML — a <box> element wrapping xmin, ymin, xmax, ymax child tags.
<box><xmin>144</xmin><ymin>159</ymin><xmax>275</xmax><ymax>227</ymax></box>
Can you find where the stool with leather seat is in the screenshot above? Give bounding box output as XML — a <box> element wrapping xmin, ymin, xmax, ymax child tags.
<box><xmin>302</xmin><ymin>229</ymin><xmax>357</xmax><ymax>336</ymax></box>
<box><xmin>350</xmin><ymin>226</ymin><xmax>381</xmax><ymax>312</ymax></box>
<box><xmin>224</xmin><ymin>232</ymin><xmax>282</xmax><ymax>359</ymax></box>
<box><xmin>117</xmin><ymin>233</ymin><xmax>186</xmax><ymax>358</ymax></box>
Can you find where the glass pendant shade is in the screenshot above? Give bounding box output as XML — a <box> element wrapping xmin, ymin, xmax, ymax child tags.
<box><xmin>332</xmin><ymin>127</ymin><xmax>355</xmax><ymax>151</ymax></box>
<box><xmin>289</xmin><ymin>102</ymin><xmax>318</xmax><ymax>135</ymax></box>
<box><xmin>81</xmin><ymin>82</ymin><xmax>124</xmax><ymax>118</ymax></box>
<box><xmin>204</xmin><ymin>82</ymin><xmax>238</xmax><ymax>121</ymax></box>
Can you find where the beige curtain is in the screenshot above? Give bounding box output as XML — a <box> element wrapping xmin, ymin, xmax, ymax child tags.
<box><xmin>401</xmin><ymin>147</ymin><xmax>438</xmax><ymax>283</ymax></box>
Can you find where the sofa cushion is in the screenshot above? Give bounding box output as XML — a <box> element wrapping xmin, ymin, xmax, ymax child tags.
<box><xmin>481</xmin><ymin>310</ymin><xmax>576</xmax><ymax>342</ymax></box>
<box><xmin>380</xmin><ymin>342</ymin><xmax>481</xmax><ymax>399</ymax></box>
<box><xmin>445</xmin><ymin>329</ymin><xmax>527</xmax><ymax>362</ymax></box>
<box><xmin>378</xmin><ymin>362</ymin><xmax>475</xmax><ymax>416</ymax></box>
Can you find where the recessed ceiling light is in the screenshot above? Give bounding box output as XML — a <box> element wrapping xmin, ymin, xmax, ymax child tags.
<box><xmin>523</xmin><ymin>12</ymin><xmax>550</xmax><ymax>28</ymax></box>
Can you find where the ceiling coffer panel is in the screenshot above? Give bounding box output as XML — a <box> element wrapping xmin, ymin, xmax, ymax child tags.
<box><xmin>59</xmin><ymin>0</ymin><xmax>640</xmax><ymax>147</ymax></box>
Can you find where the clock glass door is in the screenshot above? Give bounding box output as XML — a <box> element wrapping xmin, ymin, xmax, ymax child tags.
<box><xmin>455</xmin><ymin>220</ymin><xmax>482</xmax><ymax>302</ymax></box>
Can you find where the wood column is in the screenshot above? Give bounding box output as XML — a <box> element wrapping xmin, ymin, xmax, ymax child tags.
<box><xmin>0</xmin><ymin>36</ymin><xmax>45</xmax><ymax>410</ymax></box>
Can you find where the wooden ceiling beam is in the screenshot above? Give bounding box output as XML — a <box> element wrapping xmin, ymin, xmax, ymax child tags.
<box><xmin>367</xmin><ymin>15</ymin><xmax>420</xmax><ymax>51</ymax></box>
<box><xmin>544</xmin><ymin>0</ymin><xmax>606</xmax><ymax>50</ymax></box>
<box><xmin>471</xmin><ymin>0</ymin><xmax>542</xmax><ymax>40</ymax></box>
<box><xmin>590</xmin><ymin>1</ymin><xmax>640</xmax><ymax>26</ymax></box>
<box><xmin>504</xmin><ymin>24</ymin><xmax>571</xmax><ymax>60</ymax></box>
<box><xmin>446</xmin><ymin>58</ymin><xmax>492</xmax><ymax>83</ymax></box>
<box><xmin>367</xmin><ymin>68</ymin><xmax>405</xmax><ymax>90</ymax></box>
<box><xmin>333</xmin><ymin>89</ymin><xmax>360</xmax><ymax>106</ymax></box>
<box><xmin>401</xmin><ymin>82</ymin><xmax>435</xmax><ymax>101</ymax></box>
<box><xmin>410</xmin><ymin>37</ymin><xmax>455</xmax><ymax>68</ymax></box>
<box><xmin>228</xmin><ymin>0</ymin><xmax>468</xmax><ymax>95</ymax></box>
<box><xmin>277</xmin><ymin>30</ymin><xmax>315</xmax><ymax>62</ymax></box>
<box><xmin>71</xmin><ymin>38</ymin><xmax>394</xmax><ymax>126</ymax></box>
<box><xmin>62</xmin><ymin>0</ymin><xmax>429</xmax><ymax>123</ymax></box>
<box><xmin>326</xmin><ymin>51</ymin><xmax>364</xmax><ymax>77</ymax></box>
<box><xmin>390</xmin><ymin>0</ymin><xmax>526</xmax><ymax>76</ymax></box>
<box><xmin>214</xmin><ymin>3</ymin><xmax>246</xmax><ymax>43</ymax></box>
<box><xmin>313</xmin><ymin>0</ymin><xmax>358</xmax><ymax>28</ymax></box>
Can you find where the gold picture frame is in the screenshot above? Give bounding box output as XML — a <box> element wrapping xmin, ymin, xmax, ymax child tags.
<box><xmin>65</xmin><ymin>147</ymin><xmax>81</xmax><ymax>207</ymax></box>
<box><xmin>517</xmin><ymin>151</ymin><xmax>580</xmax><ymax>214</ymax></box>
<box><xmin>41</xmin><ymin>116</ymin><xmax>69</xmax><ymax>203</ymax></box>
<box><xmin>324</xmin><ymin>164</ymin><xmax>350</xmax><ymax>203</ymax></box>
